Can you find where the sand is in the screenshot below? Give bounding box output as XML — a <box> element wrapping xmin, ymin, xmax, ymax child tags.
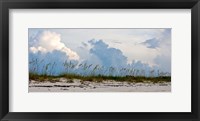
<box><xmin>29</xmin><ymin>78</ymin><xmax>171</xmax><ymax>92</ymax></box>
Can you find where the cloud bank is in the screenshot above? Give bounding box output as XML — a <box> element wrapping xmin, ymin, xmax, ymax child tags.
<box><xmin>29</xmin><ymin>29</ymin><xmax>171</xmax><ymax>76</ymax></box>
<box><xmin>29</xmin><ymin>31</ymin><xmax>79</xmax><ymax>60</ymax></box>
<box><xmin>141</xmin><ymin>38</ymin><xmax>160</xmax><ymax>49</ymax></box>
<box><xmin>89</xmin><ymin>39</ymin><xmax>127</xmax><ymax>68</ymax></box>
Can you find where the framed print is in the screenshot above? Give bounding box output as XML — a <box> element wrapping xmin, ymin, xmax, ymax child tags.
<box><xmin>28</xmin><ymin>28</ymin><xmax>172</xmax><ymax>92</ymax></box>
<box><xmin>0</xmin><ymin>0</ymin><xmax>200</xmax><ymax>121</ymax></box>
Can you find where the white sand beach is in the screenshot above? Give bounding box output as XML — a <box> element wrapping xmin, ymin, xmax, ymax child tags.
<box><xmin>29</xmin><ymin>79</ymin><xmax>171</xmax><ymax>92</ymax></box>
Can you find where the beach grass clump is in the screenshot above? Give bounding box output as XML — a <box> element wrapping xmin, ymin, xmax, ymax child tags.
<box><xmin>29</xmin><ymin>72</ymin><xmax>57</xmax><ymax>82</ymax></box>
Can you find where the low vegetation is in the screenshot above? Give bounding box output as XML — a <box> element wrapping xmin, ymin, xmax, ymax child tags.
<box><xmin>29</xmin><ymin>73</ymin><xmax>171</xmax><ymax>83</ymax></box>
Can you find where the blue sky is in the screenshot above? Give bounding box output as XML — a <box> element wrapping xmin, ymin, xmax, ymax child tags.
<box><xmin>29</xmin><ymin>28</ymin><xmax>171</xmax><ymax>76</ymax></box>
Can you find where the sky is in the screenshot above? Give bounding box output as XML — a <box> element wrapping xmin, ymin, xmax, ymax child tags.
<box><xmin>29</xmin><ymin>28</ymin><xmax>171</xmax><ymax>76</ymax></box>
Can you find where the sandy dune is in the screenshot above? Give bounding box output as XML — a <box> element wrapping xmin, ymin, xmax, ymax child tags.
<box><xmin>29</xmin><ymin>78</ymin><xmax>171</xmax><ymax>92</ymax></box>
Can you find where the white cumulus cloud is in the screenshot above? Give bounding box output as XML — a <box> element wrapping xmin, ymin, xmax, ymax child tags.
<box><xmin>29</xmin><ymin>31</ymin><xmax>79</xmax><ymax>60</ymax></box>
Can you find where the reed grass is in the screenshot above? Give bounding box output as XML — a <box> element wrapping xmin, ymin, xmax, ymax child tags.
<box><xmin>29</xmin><ymin>58</ymin><xmax>171</xmax><ymax>83</ymax></box>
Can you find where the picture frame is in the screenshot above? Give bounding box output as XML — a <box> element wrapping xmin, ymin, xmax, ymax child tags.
<box><xmin>0</xmin><ymin>0</ymin><xmax>200</xmax><ymax>121</ymax></box>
